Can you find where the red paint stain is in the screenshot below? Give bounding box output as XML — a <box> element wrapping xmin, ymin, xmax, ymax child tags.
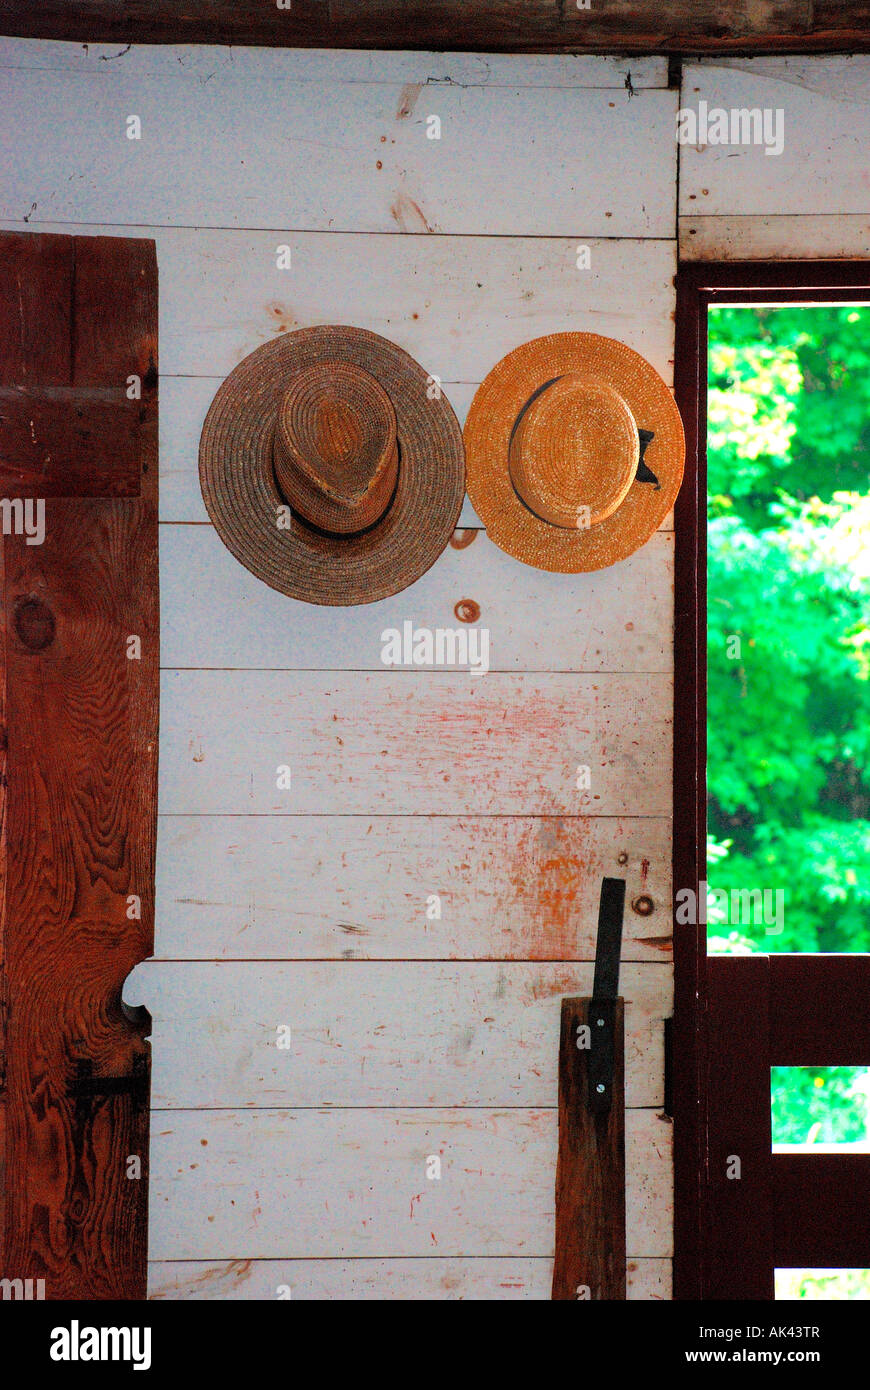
<box><xmin>409</xmin><ymin>1192</ymin><xmax>424</xmax><ymax>1218</ymax></box>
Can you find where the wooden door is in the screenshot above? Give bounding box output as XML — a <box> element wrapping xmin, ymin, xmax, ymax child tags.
<box><xmin>0</xmin><ymin>230</ymin><xmax>158</xmax><ymax>1298</ymax></box>
<box><xmin>674</xmin><ymin>260</ymin><xmax>870</xmax><ymax>1300</ymax></box>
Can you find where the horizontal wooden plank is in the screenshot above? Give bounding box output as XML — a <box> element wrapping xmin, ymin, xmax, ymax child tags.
<box><xmin>0</xmin><ymin>41</ymin><xmax>669</xmax><ymax>88</ymax></box>
<box><xmin>153</xmin><ymin>814</ymin><xmax>671</xmax><ymax>961</ymax></box>
<box><xmin>160</xmin><ymin>524</ymin><xmax>673</xmax><ymax>673</ymax></box>
<box><xmin>769</xmin><ymin>955</ymin><xmax>870</xmax><ymax>1065</ymax></box>
<box><xmin>680</xmin><ymin>59</ymin><xmax>870</xmax><ymax>218</ymax></box>
<box><xmin>772</xmin><ymin>1154</ymin><xmax>870</xmax><ymax>1268</ymax></box>
<box><xmin>147</xmin><ymin>1255</ymin><xmax>672</xmax><ymax>1300</ymax></box>
<box><xmin>0</xmin><ymin>225</ymin><xmax>677</xmax><ymax>388</ymax></box>
<box><xmin>0</xmin><ymin>387</ymin><xmax>142</xmax><ymax>495</ymax></box>
<box><xmin>148</xmin><ymin>1107</ymin><xmax>673</xmax><ymax>1259</ymax></box>
<box><xmin>4</xmin><ymin>3</ymin><xmax>854</xmax><ymax>55</ymax></box>
<box><xmin>159</xmin><ymin>671</ymin><xmax>672</xmax><ymax>816</ymax></box>
<box><xmin>0</xmin><ymin>66</ymin><xmax>676</xmax><ymax>236</ymax></box>
<box><xmin>126</xmin><ymin>961</ymin><xmax>671</xmax><ymax>1108</ymax></box>
<box><xmin>679</xmin><ymin>213</ymin><xmax>870</xmax><ymax>261</ymax></box>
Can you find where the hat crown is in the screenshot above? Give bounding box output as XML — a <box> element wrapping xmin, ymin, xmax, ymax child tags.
<box><xmin>508</xmin><ymin>373</ymin><xmax>639</xmax><ymax>530</ymax></box>
<box><xmin>273</xmin><ymin>360</ymin><xmax>399</xmax><ymax>535</ymax></box>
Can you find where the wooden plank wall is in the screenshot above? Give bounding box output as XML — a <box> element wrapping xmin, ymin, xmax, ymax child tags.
<box><xmin>679</xmin><ymin>56</ymin><xmax>870</xmax><ymax>260</ymax></box>
<box><xmin>0</xmin><ymin>37</ymin><xmax>684</xmax><ymax>1300</ymax></box>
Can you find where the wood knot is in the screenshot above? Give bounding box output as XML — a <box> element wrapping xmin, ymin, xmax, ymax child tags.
<box><xmin>454</xmin><ymin>598</ymin><xmax>480</xmax><ymax>623</ymax></box>
<box><xmin>13</xmin><ymin>595</ymin><xmax>55</xmax><ymax>652</ymax></box>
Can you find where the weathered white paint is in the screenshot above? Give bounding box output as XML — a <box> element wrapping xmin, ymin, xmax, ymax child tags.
<box><xmin>0</xmin><ymin>223</ymin><xmax>676</xmax><ymax>387</ymax></box>
<box><xmin>0</xmin><ymin>60</ymin><xmax>677</xmax><ymax>235</ymax></box>
<box><xmin>0</xmin><ymin>41</ymin><xmax>669</xmax><ymax>88</ymax></box>
<box><xmin>680</xmin><ymin>58</ymin><xmax>870</xmax><ymax>218</ymax></box>
<box><xmin>148</xmin><ymin>1107</ymin><xmax>673</xmax><ymax>1259</ymax></box>
<box><xmin>3</xmin><ymin>36</ymin><xmax>683</xmax><ymax>1295</ymax></box>
<box><xmin>152</xmin><ymin>814</ymin><xmax>671</xmax><ymax>961</ymax></box>
<box><xmin>128</xmin><ymin>961</ymin><xmax>671</xmax><ymax>1108</ymax></box>
<box><xmin>147</xmin><ymin>1255</ymin><xmax>672</xmax><ymax>1300</ymax></box>
<box><xmin>680</xmin><ymin>213</ymin><xmax>870</xmax><ymax>261</ymax></box>
<box><xmin>160</xmin><ymin>524</ymin><xmax>674</xmax><ymax>672</ymax></box>
<box><xmin>160</xmin><ymin>670</ymin><xmax>673</xmax><ymax>816</ymax></box>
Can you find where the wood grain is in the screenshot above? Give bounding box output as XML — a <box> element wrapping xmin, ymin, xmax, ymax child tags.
<box><xmin>0</xmin><ymin>388</ymin><xmax>143</xmax><ymax>497</ymax></box>
<box><xmin>680</xmin><ymin>213</ymin><xmax>870</xmax><ymax>262</ymax></box>
<box><xmin>552</xmin><ymin>997</ymin><xmax>626</xmax><ymax>1299</ymax></box>
<box><xmin>152</xmin><ymin>813</ymin><xmax>672</xmax><ymax>961</ymax></box>
<box><xmin>147</xmin><ymin>1255</ymin><xmax>672</xmax><ymax>1300</ymax></box>
<box><xmin>1</xmin><ymin>1</ymin><xmax>853</xmax><ymax>54</ymax></box>
<box><xmin>127</xmin><ymin>961</ymin><xmax>670</xmax><ymax>1109</ymax></box>
<box><xmin>0</xmin><ymin>232</ymin><xmax>158</xmax><ymax>1299</ymax></box>
<box><xmin>159</xmin><ymin>670</ymin><xmax>673</xmax><ymax>817</ymax></box>
<box><xmin>148</xmin><ymin>1107</ymin><xmax>673</xmax><ymax>1260</ymax></box>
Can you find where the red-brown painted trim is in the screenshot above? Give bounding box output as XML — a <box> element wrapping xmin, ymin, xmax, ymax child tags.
<box><xmin>672</xmin><ymin>258</ymin><xmax>870</xmax><ymax>1300</ymax></box>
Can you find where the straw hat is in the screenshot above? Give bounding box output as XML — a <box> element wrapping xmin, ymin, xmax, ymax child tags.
<box><xmin>199</xmin><ymin>326</ymin><xmax>465</xmax><ymax>605</ymax></box>
<box><xmin>464</xmin><ymin>333</ymin><xmax>685</xmax><ymax>572</ymax></box>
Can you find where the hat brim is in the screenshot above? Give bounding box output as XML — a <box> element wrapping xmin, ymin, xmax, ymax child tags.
<box><xmin>464</xmin><ymin>333</ymin><xmax>685</xmax><ymax>573</ymax></box>
<box><xmin>199</xmin><ymin>326</ymin><xmax>465</xmax><ymax>606</ymax></box>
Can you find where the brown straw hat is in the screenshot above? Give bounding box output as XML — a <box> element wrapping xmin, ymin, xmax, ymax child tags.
<box><xmin>199</xmin><ymin>326</ymin><xmax>465</xmax><ymax>605</ymax></box>
<box><xmin>464</xmin><ymin>333</ymin><xmax>685</xmax><ymax>572</ymax></box>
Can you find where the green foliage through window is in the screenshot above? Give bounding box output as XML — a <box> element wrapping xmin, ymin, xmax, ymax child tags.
<box><xmin>707</xmin><ymin>305</ymin><xmax>870</xmax><ymax>955</ymax></box>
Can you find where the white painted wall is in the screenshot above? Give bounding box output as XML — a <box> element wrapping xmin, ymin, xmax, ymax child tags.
<box><xmin>5</xmin><ymin>36</ymin><xmax>865</xmax><ymax>1300</ymax></box>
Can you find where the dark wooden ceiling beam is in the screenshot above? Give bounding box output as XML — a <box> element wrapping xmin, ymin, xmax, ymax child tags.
<box><xmin>0</xmin><ymin>0</ymin><xmax>868</xmax><ymax>55</ymax></box>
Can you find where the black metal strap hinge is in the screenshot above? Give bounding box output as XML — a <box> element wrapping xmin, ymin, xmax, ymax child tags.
<box><xmin>587</xmin><ymin>877</ymin><xmax>626</xmax><ymax>1114</ymax></box>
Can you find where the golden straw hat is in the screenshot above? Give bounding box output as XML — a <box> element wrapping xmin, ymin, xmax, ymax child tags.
<box><xmin>199</xmin><ymin>326</ymin><xmax>465</xmax><ymax>606</ymax></box>
<box><xmin>464</xmin><ymin>333</ymin><xmax>685</xmax><ymax>572</ymax></box>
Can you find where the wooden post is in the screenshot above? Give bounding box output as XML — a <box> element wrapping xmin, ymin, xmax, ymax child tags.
<box><xmin>0</xmin><ymin>231</ymin><xmax>158</xmax><ymax>1298</ymax></box>
<box><xmin>552</xmin><ymin>996</ymin><xmax>626</xmax><ymax>1300</ymax></box>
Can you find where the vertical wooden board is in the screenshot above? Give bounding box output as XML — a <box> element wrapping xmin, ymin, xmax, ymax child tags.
<box><xmin>73</xmin><ymin>236</ymin><xmax>159</xmax><ymax>388</ymax></box>
<box><xmin>159</xmin><ymin>670</ymin><xmax>673</xmax><ymax>817</ymax></box>
<box><xmin>705</xmin><ymin>956</ymin><xmax>774</xmax><ymax>1299</ymax></box>
<box><xmin>552</xmin><ymin>998</ymin><xmax>626</xmax><ymax>1299</ymax></box>
<box><xmin>0</xmin><ymin>233</ymin><xmax>158</xmax><ymax>1298</ymax></box>
<box><xmin>0</xmin><ymin>232</ymin><xmax>72</xmax><ymax>386</ymax></box>
<box><xmin>152</xmin><ymin>813</ymin><xmax>672</xmax><ymax>961</ymax></box>
<box><xmin>126</xmin><ymin>961</ymin><xmax>671</xmax><ymax>1108</ymax></box>
<box><xmin>148</xmin><ymin>1107</ymin><xmax>672</xmax><ymax>1259</ymax></box>
<box><xmin>147</xmin><ymin>1254</ymin><xmax>672</xmax><ymax>1300</ymax></box>
<box><xmin>160</xmin><ymin>524</ymin><xmax>674</xmax><ymax>673</ymax></box>
<box><xmin>0</xmin><ymin>67</ymin><xmax>676</xmax><ymax>236</ymax></box>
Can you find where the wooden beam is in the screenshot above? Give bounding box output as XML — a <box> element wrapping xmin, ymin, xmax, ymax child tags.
<box><xmin>0</xmin><ymin>0</ymin><xmax>867</xmax><ymax>55</ymax></box>
<box><xmin>0</xmin><ymin>231</ymin><xmax>158</xmax><ymax>1299</ymax></box>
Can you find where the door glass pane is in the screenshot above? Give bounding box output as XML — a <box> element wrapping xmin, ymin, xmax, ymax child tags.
<box><xmin>776</xmin><ymin>1269</ymin><xmax>870</xmax><ymax>1299</ymax></box>
<box><xmin>706</xmin><ymin>303</ymin><xmax>870</xmax><ymax>954</ymax></box>
<box><xmin>771</xmin><ymin>1065</ymin><xmax>870</xmax><ymax>1148</ymax></box>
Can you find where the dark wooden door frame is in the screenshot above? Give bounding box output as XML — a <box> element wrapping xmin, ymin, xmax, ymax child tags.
<box><xmin>672</xmin><ymin>258</ymin><xmax>870</xmax><ymax>1300</ymax></box>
